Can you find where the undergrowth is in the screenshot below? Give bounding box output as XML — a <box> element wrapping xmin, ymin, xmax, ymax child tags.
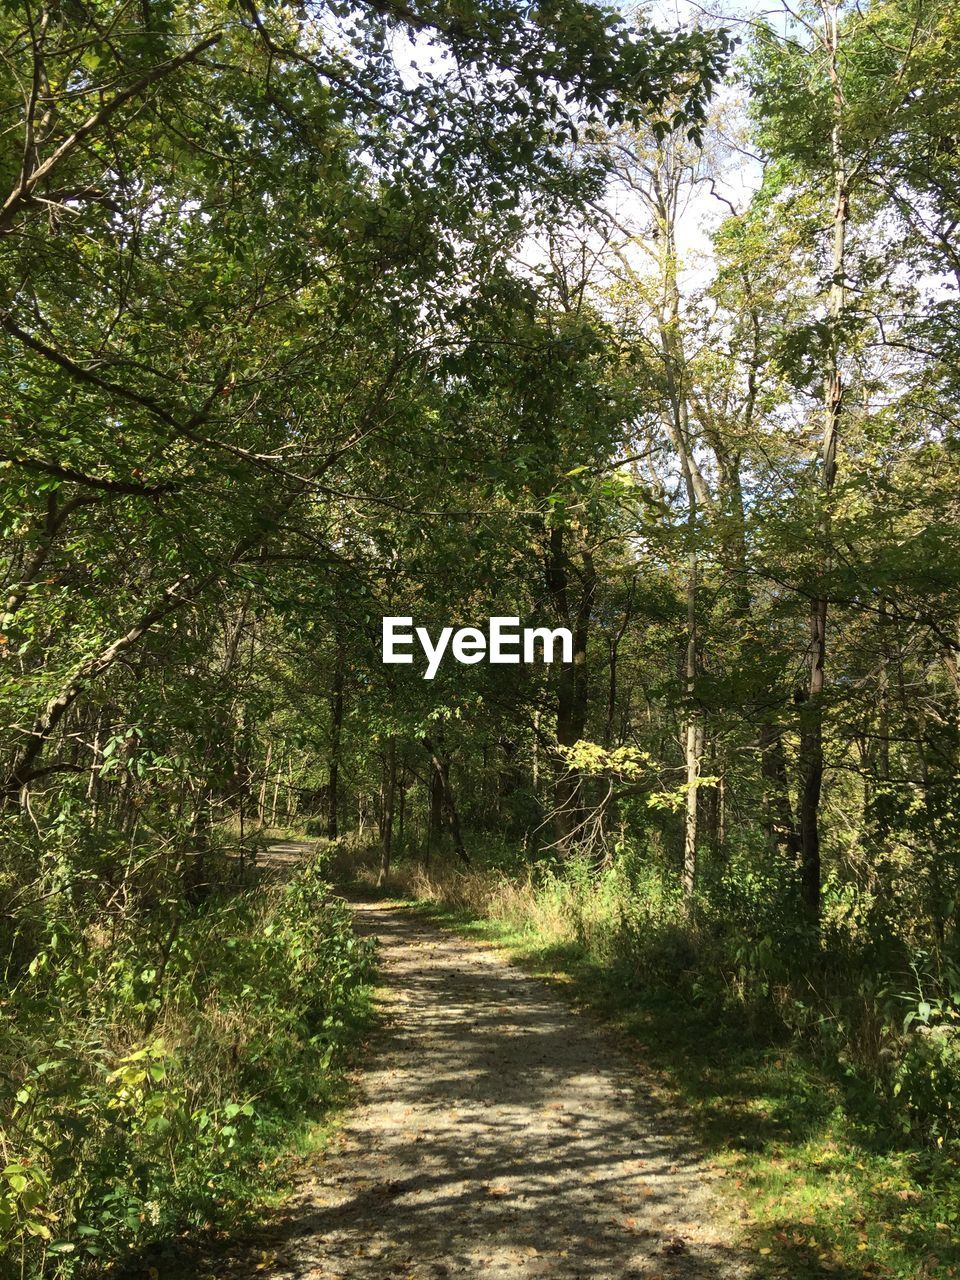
<box><xmin>0</xmin><ymin>844</ymin><xmax>374</xmax><ymax>1279</ymax></box>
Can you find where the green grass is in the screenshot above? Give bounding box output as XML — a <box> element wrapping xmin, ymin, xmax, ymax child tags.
<box><xmin>387</xmin><ymin>889</ymin><xmax>960</xmax><ymax>1280</ymax></box>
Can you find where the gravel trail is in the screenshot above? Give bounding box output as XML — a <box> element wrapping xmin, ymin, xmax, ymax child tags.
<box><xmin>245</xmin><ymin>900</ymin><xmax>751</xmax><ymax>1280</ymax></box>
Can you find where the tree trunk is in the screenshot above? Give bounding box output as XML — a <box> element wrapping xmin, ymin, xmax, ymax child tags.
<box><xmin>397</xmin><ymin>765</ymin><xmax>406</xmax><ymax>841</ymax></box>
<box><xmin>547</xmin><ymin>526</ymin><xmax>595</xmax><ymax>848</ymax></box>
<box><xmin>647</xmin><ymin>150</ymin><xmax>710</xmax><ymax>914</ymax></box>
<box><xmin>377</xmin><ymin>737</ymin><xmax>396</xmax><ymax>886</ymax></box>
<box><xmin>605</xmin><ymin>579</ymin><xmax>636</xmax><ymax>748</ymax></box>
<box><xmin>257</xmin><ymin>740</ymin><xmax>272</xmax><ymax>826</ymax></box>
<box><xmin>682</xmin><ymin>539</ymin><xmax>701</xmax><ymax>909</ymax></box>
<box><xmin>327</xmin><ymin>645</ymin><xmax>344</xmax><ymax>838</ymax></box>
<box><xmin>797</xmin><ymin>2</ymin><xmax>847</xmax><ymax>923</ymax></box>
<box><xmin>423</xmin><ymin>740</ymin><xmax>470</xmax><ymax>865</ymax></box>
<box><xmin>759</xmin><ymin>722</ymin><xmax>800</xmax><ymax>856</ymax></box>
<box><xmin>270</xmin><ymin>749</ymin><xmax>282</xmax><ymax>827</ymax></box>
<box><xmin>428</xmin><ymin>761</ymin><xmax>444</xmax><ymax>854</ymax></box>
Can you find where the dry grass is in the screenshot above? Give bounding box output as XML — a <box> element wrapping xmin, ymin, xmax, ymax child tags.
<box><xmin>332</xmin><ymin>842</ymin><xmax>623</xmax><ymax>960</ymax></box>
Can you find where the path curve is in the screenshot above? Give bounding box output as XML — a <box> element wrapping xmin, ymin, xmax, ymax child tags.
<box><xmin>250</xmin><ymin>900</ymin><xmax>750</xmax><ymax>1280</ymax></box>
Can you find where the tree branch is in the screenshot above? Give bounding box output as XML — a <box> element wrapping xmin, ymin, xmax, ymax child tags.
<box><xmin>0</xmin><ymin>32</ymin><xmax>221</xmax><ymax>234</ymax></box>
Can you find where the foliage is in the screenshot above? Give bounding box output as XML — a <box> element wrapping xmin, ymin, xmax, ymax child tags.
<box><xmin>0</xmin><ymin>850</ymin><xmax>374</xmax><ymax>1276</ymax></box>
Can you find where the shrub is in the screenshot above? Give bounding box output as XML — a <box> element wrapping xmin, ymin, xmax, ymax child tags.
<box><xmin>0</xmin><ymin>852</ymin><xmax>374</xmax><ymax>1277</ymax></box>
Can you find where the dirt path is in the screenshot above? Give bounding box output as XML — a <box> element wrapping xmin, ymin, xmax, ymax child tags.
<box><xmin>241</xmin><ymin>900</ymin><xmax>752</xmax><ymax>1280</ymax></box>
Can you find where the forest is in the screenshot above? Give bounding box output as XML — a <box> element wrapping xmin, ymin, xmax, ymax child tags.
<box><xmin>2</xmin><ymin>0</ymin><xmax>960</xmax><ymax>1276</ymax></box>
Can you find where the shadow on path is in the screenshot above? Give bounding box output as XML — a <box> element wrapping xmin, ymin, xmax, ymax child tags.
<box><xmin>155</xmin><ymin>900</ymin><xmax>860</xmax><ymax>1280</ymax></box>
